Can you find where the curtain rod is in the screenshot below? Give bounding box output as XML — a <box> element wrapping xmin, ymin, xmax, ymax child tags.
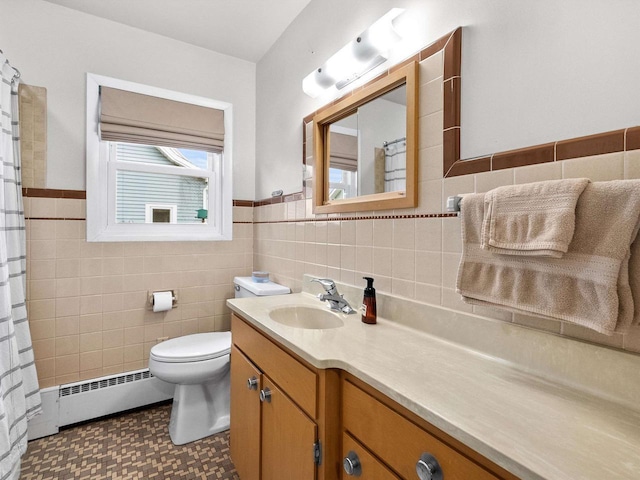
<box><xmin>0</xmin><ymin>49</ymin><xmax>21</xmax><ymax>80</ymax></box>
<box><xmin>383</xmin><ymin>137</ymin><xmax>406</xmax><ymax>147</ymax></box>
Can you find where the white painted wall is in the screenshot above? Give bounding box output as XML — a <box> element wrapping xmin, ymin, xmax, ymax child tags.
<box><xmin>256</xmin><ymin>0</ymin><xmax>640</xmax><ymax>199</ymax></box>
<box><xmin>1</xmin><ymin>0</ymin><xmax>256</xmax><ymax>199</ymax></box>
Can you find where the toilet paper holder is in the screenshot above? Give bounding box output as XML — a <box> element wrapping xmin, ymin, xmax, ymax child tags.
<box><xmin>148</xmin><ymin>290</ymin><xmax>178</xmax><ymax>310</ymax></box>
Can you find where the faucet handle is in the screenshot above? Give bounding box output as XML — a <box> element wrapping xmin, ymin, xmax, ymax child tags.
<box><xmin>310</xmin><ymin>278</ymin><xmax>337</xmax><ymax>294</ymax></box>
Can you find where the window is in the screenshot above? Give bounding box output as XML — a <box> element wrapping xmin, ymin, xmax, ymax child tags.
<box><xmin>145</xmin><ymin>204</ymin><xmax>177</xmax><ymax>224</ymax></box>
<box><xmin>86</xmin><ymin>74</ymin><xmax>233</xmax><ymax>242</ymax></box>
<box><xmin>329</xmin><ymin>167</ymin><xmax>357</xmax><ymax>200</ymax></box>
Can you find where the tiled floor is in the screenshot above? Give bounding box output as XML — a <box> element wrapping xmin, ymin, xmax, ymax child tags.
<box><xmin>21</xmin><ymin>403</ymin><xmax>239</xmax><ymax>479</ymax></box>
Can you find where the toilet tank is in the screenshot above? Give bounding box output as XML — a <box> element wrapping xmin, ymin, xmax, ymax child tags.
<box><xmin>233</xmin><ymin>276</ymin><xmax>290</xmax><ymax>298</ymax></box>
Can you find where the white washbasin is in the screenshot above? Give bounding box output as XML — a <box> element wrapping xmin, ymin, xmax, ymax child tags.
<box><xmin>268</xmin><ymin>306</ymin><xmax>345</xmax><ymax>329</ymax></box>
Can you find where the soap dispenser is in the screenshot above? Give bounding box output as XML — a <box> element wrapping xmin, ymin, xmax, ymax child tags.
<box><xmin>361</xmin><ymin>277</ymin><xmax>377</xmax><ymax>324</ymax></box>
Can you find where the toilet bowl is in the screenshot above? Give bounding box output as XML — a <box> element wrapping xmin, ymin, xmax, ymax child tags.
<box><xmin>148</xmin><ymin>332</ymin><xmax>231</xmax><ymax>445</ymax></box>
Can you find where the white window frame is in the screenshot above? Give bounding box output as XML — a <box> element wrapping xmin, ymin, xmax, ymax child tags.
<box><xmin>86</xmin><ymin>73</ymin><xmax>233</xmax><ymax>242</ymax></box>
<box><xmin>145</xmin><ymin>204</ymin><xmax>177</xmax><ymax>224</ymax></box>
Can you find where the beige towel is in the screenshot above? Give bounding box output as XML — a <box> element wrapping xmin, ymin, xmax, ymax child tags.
<box><xmin>457</xmin><ymin>180</ymin><xmax>640</xmax><ymax>335</ymax></box>
<box><xmin>482</xmin><ymin>179</ymin><xmax>590</xmax><ymax>257</ymax></box>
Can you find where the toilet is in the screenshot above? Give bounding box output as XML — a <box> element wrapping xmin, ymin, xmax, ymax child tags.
<box><xmin>148</xmin><ymin>277</ymin><xmax>289</xmax><ymax>445</ymax></box>
<box><xmin>149</xmin><ymin>332</ymin><xmax>232</xmax><ymax>445</ymax></box>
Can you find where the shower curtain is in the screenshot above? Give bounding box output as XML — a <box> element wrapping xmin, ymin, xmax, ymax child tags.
<box><xmin>384</xmin><ymin>138</ymin><xmax>406</xmax><ymax>192</ymax></box>
<box><xmin>0</xmin><ymin>53</ymin><xmax>42</xmax><ymax>480</ymax></box>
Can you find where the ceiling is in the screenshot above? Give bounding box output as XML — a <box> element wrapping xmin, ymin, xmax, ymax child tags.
<box><xmin>42</xmin><ymin>0</ymin><xmax>312</xmax><ymax>62</ymax></box>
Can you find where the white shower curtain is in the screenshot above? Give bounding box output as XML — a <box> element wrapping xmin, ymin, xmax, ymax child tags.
<box><xmin>384</xmin><ymin>138</ymin><xmax>406</xmax><ymax>192</ymax></box>
<box><xmin>0</xmin><ymin>53</ymin><xmax>42</xmax><ymax>480</ymax></box>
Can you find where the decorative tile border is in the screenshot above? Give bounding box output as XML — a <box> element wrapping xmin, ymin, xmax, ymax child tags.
<box><xmin>439</xmin><ymin>29</ymin><xmax>640</xmax><ymax>177</ymax></box>
<box><xmin>556</xmin><ymin>129</ymin><xmax>625</xmax><ymax>160</ymax></box>
<box><xmin>23</xmin><ymin>188</ymin><xmax>86</xmax><ymax>199</ymax></box>
<box><xmin>254</xmin><ymin>192</ymin><xmax>304</xmax><ymax>207</ymax></box>
<box><xmin>447</xmin><ymin>127</ymin><xmax>639</xmax><ymax>177</ymax></box>
<box><xmin>253</xmin><ymin>212</ymin><xmax>458</xmax><ymax>224</ymax></box>
<box><xmin>232</xmin><ymin>200</ymin><xmax>255</xmax><ymax>207</ymax></box>
<box><xmin>27</xmin><ymin>217</ymin><xmax>85</xmax><ymax>221</ymax></box>
<box><xmin>627</xmin><ymin>126</ymin><xmax>640</xmax><ymax>151</ymax></box>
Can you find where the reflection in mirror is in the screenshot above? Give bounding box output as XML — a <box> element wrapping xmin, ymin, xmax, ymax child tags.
<box><xmin>328</xmin><ymin>112</ymin><xmax>358</xmax><ymax>200</ymax></box>
<box><xmin>312</xmin><ymin>62</ymin><xmax>417</xmax><ymax>214</ymax></box>
<box><xmin>328</xmin><ymin>85</ymin><xmax>407</xmax><ymax>200</ymax></box>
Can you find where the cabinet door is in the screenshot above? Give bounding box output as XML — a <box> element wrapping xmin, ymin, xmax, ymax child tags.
<box><xmin>230</xmin><ymin>346</ymin><xmax>262</xmax><ymax>480</ymax></box>
<box><xmin>261</xmin><ymin>377</ymin><xmax>318</xmax><ymax>480</ymax></box>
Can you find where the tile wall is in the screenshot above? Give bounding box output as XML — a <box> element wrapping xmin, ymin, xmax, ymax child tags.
<box><xmin>25</xmin><ymin>198</ymin><xmax>253</xmax><ymax>388</ymax></box>
<box><xmin>253</xmin><ymin>50</ymin><xmax>640</xmax><ymax>355</ymax></box>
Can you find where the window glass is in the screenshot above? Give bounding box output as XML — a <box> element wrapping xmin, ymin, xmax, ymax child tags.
<box><xmin>152</xmin><ymin>208</ymin><xmax>172</xmax><ymax>223</ymax></box>
<box><xmin>113</xmin><ymin>143</ymin><xmax>211</xmax><ymax>225</ymax></box>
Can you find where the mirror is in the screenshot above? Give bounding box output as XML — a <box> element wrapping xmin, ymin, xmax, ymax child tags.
<box><xmin>312</xmin><ymin>62</ymin><xmax>417</xmax><ymax>214</ymax></box>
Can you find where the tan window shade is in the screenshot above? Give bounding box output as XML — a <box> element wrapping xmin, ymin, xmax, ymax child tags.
<box><xmin>329</xmin><ymin>132</ymin><xmax>357</xmax><ymax>172</ymax></box>
<box><xmin>99</xmin><ymin>87</ymin><xmax>224</xmax><ymax>152</ymax></box>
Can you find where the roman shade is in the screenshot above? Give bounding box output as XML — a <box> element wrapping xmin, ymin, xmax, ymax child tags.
<box><xmin>99</xmin><ymin>87</ymin><xmax>224</xmax><ymax>152</ymax></box>
<box><xmin>329</xmin><ymin>132</ymin><xmax>357</xmax><ymax>171</ymax></box>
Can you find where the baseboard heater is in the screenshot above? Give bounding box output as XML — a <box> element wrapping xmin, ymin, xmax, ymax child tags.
<box><xmin>28</xmin><ymin>369</ymin><xmax>174</xmax><ymax>440</ymax></box>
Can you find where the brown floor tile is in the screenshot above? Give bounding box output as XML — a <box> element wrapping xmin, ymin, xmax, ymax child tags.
<box><xmin>21</xmin><ymin>404</ymin><xmax>239</xmax><ymax>479</ymax></box>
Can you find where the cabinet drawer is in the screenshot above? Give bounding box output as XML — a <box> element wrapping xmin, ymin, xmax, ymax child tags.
<box><xmin>232</xmin><ymin>314</ymin><xmax>317</xmax><ymax>418</ymax></box>
<box><xmin>343</xmin><ymin>379</ymin><xmax>500</xmax><ymax>480</ymax></box>
<box><xmin>342</xmin><ymin>432</ymin><xmax>400</xmax><ymax>480</ymax></box>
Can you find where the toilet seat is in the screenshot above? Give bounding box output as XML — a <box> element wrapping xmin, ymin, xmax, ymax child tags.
<box><xmin>150</xmin><ymin>332</ymin><xmax>231</xmax><ymax>363</ymax></box>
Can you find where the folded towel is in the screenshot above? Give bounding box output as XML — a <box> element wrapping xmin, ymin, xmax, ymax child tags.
<box><xmin>457</xmin><ymin>180</ymin><xmax>640</xmax><ymax>335</ymax></box>
<box><xmin>481</xmin><ymin>178</ymin><xmax>590</xmax><ymax>257</ymax></box>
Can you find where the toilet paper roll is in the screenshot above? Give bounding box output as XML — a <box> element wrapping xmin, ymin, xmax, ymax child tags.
<box><xmin>152</xmin><ymin>291</ymin><xmax>173</xmax><ymax>313</ymax></box>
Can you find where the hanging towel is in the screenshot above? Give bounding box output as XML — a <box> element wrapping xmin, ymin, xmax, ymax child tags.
<box><xmin>456</xmin><ymin>180</ymin><xmax>640</xmax><ymax>335</ymax></box>
<box><xmin>481</xmin><ymin>178</ymin><xmax>590</xmax><ymax>257</ymax></box>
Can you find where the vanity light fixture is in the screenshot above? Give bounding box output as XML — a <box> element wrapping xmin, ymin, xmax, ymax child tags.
<box><xmin>302</xmin><ymin>8</ymin><xmax>405</xmax><ymax>98</ymax></box>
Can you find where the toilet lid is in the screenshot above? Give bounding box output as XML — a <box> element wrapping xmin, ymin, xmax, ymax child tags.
<box><xmin>150</xmin><ymin>332</ymin><xmax>231</xmax><ymax>363</ymax></box>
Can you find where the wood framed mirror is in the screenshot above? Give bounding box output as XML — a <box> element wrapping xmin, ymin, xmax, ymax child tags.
<box><xmin>312</xmin><ymin>61</ymin><xmax>418</xmax><ymax>214</ymax></box>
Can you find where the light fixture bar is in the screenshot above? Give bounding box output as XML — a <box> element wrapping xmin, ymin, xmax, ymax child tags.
<box><xmin>302</xmin><ymin>8</ymin><xmax>405</xmax><ymax>98</ymax></box>
<box><xmin>334</xmin><ymin>54</ymin><xmax>387</xmax><ymax>90</ymax></box>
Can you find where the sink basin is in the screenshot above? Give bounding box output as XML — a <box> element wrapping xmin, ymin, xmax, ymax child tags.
<box><xmin>268</xmin><ymin>306</ymin><xmax>345</xmax><ymax>329</ymax></box>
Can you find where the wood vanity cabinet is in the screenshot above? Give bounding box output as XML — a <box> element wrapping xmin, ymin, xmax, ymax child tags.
<box><xmin>230</xmin><ymin>313</ymin><xmax>517</xmax><ymax>480</ymax></box>
<box><xmin>230</xmin><ymin>314</ymin><xmax>341</xmax><ymax>480</ymax></box>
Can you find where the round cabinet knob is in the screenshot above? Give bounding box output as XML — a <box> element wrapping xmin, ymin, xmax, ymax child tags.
<box><xmin>259</xmin><ymin>388</ymin><xmax>271</xmax><ymax>403</ymax></box>
<box><xmin>247</xmin><ymin>376</ymin><xmax>258</xmax><ymax>390</ymax></box>
<box><xmin>343</xmin><ymin>451</ymin><xmax>362</xmax><ymax>477</ymax></box>
<box><xmin>416</xmin><ymin>453</ymin><xmax>443</xmax><ymax>480</ymax></box>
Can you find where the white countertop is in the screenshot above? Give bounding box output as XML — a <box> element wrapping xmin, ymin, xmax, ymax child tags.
<box><xmin>227</xmin><ymin>292</ymin><xmax>640</xmax><ymax>480</ymax></box>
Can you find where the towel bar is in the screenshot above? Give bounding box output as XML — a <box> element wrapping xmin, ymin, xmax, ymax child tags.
<box><xmin>446</xmin><ymin>195</ymin><xmax>463</xmax><ymax>213</ymax></box>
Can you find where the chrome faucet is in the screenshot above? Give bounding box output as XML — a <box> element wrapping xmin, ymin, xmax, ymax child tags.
<box><xmin>310</xmin><ymin>278</ymin><xmax>355</xmax><ymax>314</ymax></box>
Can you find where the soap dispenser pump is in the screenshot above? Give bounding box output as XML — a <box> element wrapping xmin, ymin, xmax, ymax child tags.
<box><xmin>361</xmin><ymin>277</ymin><xmax>377</xmax><ymax>324</ymax></box>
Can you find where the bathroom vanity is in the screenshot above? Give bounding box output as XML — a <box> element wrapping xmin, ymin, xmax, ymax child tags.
<box><xmin>227</xmin><ymin>286</ymin><xmax>640</xmax><ymax>480</ymax></box>
<box><xmin>229</xmin><ymin>312</ymin><xmax>513</xmax><ymax>479</ymax></box>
